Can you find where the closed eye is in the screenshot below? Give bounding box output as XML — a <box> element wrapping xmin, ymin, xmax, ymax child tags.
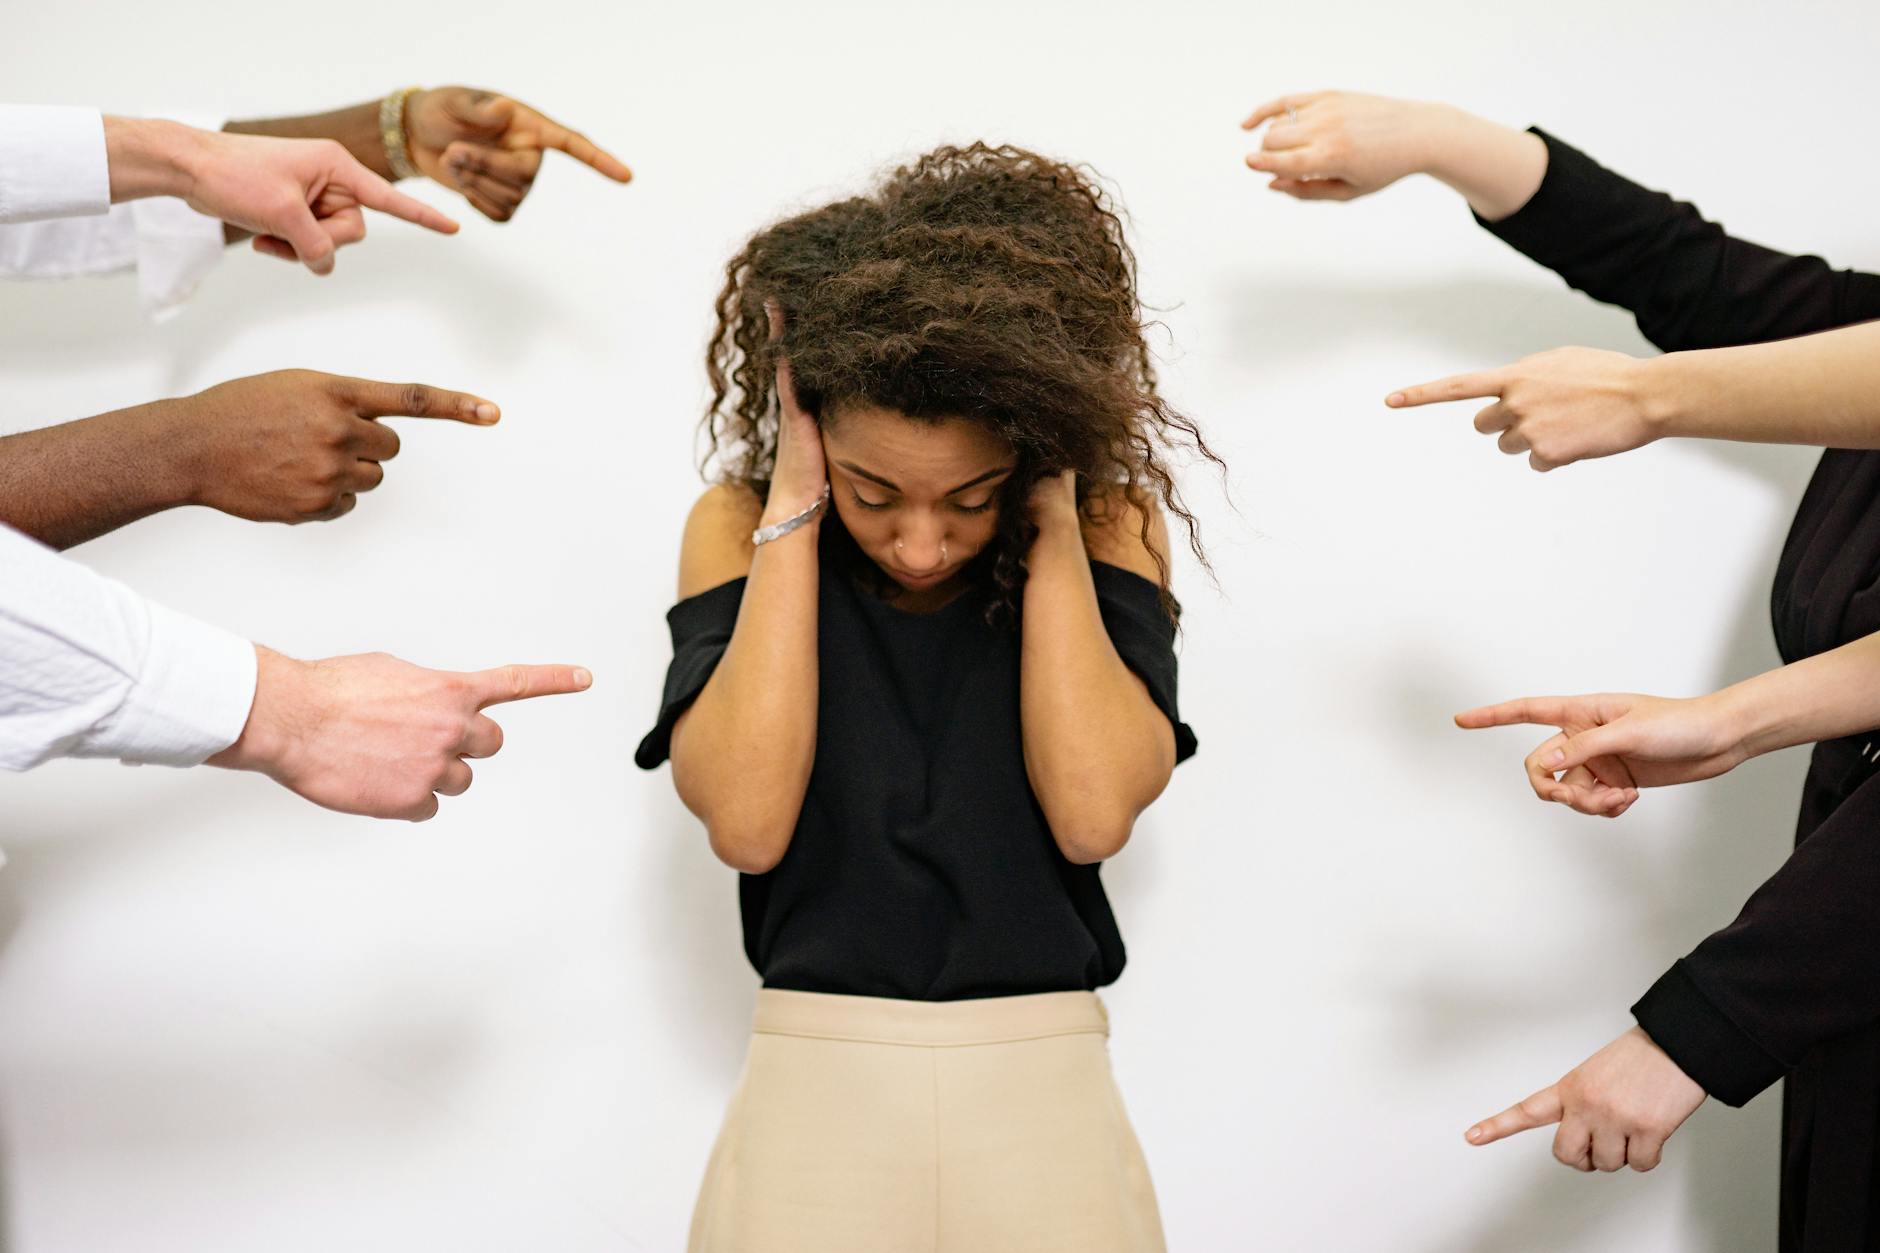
<box><xmin>850</xmin><ymin>488</ymin><xmax>893</xmax><ymax>511</ymax></box>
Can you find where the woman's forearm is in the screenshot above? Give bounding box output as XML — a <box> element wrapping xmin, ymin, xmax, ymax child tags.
<box><xmin>1417</xmin><ymin>105</ymin><xmax>1550</xmax><ymax>222</ymax></box>
<box><xmin>1718</xmin><ymin>630</ymin><xmax>1880</xmax><ymax>759</ymax></box>
<box><xmin>1646</xmin><ymin>322</ymin><xmax>1880</xmax><ymax>448</ymax></box>
<box><xmin>1019</xmin><ymin>520</ymin><xmax>1175</xmax><ymax>864</ymax></box>
<box><xmin>669</xmin><ymin>522</ymin><xmax>820</xmax><ymax>874</ymax></box>
<box><xmin>0</xmin><ymin>401</ymin><xmax>196</xmax><ymax>549</ymax></box>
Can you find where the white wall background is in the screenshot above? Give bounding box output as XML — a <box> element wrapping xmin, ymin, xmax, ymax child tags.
<box><xmin>3</xmin><ymin>1</ymin><xmax>1877</xmax><ymax>1249</ymax></box>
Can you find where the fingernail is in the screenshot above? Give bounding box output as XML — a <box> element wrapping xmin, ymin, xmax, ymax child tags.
<box><xmin>1466</xmin><ymin>1127</ymin><xmax>1484</xmax><ymax>1143</ymax></box>
<box><xmin>1386</xmin><ymin>393</ymin><xmax>1404</xmax><ymax>407</ymax></box>
<box><xmin>1549</xmin><ymin>750</ymin><xmax>1565</xmax><ymax>765</ymax></box>
<box><xmin>475</xmin><ymin>402</ymin><xmax>500</xmax><ymax>423</ymax></box>
<box><xmin>574</xmin><ymin>668</ymin><xmax>593</xmax><ymax>689</ymax></box>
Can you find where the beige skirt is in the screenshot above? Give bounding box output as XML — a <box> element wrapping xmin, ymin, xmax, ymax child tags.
<box><xmin>688</xmin><ymin>988</ymin><xmax>1166</xmax><ymax>1253</ymax></box>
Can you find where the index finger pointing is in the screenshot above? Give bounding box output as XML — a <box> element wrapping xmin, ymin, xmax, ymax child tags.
<box><xmin>531</xmin><ymin>111</ymin><xmax>633</xmax><ymax>182</ymax></box>
<box><xmin>1454</xmin><ymin>697</ymin><xmax>1572</xmax><ymax>730</ymax></box>
<box><xmin>1466</xmin><ymin>1084</ymin><xmax>1564</xmax><ymax>1146</ymax></box>
<box><xmin>468</xmin><ymin>664</ymin><xmax>594</xmax><ymax>709</ymax></box>
<box><xmin>344</xmin><ymin>378</ymin><xmax>501</xmax><ymax>425</ymax></box>
<box><xmin>343</xmin><ymin>157</ymin><xmax>462</xmax><ymax>234</ymax></box>
<box><xmin>1386</xmin><ymin>371</ymin><xmax>1505</xmax><ymax>409</ymax></box>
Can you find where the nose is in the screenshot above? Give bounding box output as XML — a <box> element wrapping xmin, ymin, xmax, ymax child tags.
<box><xmin>895</xmin><ymin>521</ymin><xmax>947</xmax><ymax>573</ymax></box>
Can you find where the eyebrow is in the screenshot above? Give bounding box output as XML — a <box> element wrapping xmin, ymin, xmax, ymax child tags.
<box><xmin>835</xmin><ymin>460</ymin><xmax>1017</xmax><ymax>496</ymax></box>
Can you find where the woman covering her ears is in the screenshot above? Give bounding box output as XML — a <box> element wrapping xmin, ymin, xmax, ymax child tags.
<box><xmin>636</xmin><ymin>142</ymin><xmax>1214</xmax><ymax>1252</ymax></box>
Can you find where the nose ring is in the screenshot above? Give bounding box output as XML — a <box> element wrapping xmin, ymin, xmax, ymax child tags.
<box><xmin>893</xmin><ymin>538</ymin><xmax>948</xmax><ymax>564</ymax></box>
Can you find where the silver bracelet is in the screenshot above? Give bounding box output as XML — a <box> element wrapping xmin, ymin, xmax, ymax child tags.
<box><xmin>752</xmin><ymin>483</ymin><xmax>830</xmax><ymax>546</ymax></box>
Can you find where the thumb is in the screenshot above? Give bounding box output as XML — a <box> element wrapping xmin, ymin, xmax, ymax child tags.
<box><xmin>1552</xmin><ymin>722</ymin><xmax>1634</xmax><ymax>774</ymax></box>
<box><xmin>276</xmin><ymin>203</ymin><xmax>336</xmax><ymax>276</ymax></box>
<box><xmin>1466</xmin><ymin>1084</ymin><xmax>1564</xmax><ymax>1146</ymax></box>
<box><xmin>452</xmin><ymin>91</ymin><xmax>515</xmax><ymax>135</ymax></box>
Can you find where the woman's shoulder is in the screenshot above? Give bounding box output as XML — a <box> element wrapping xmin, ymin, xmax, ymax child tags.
<box><xmin>1078</xmin><ymin>484</ymin><xmax>1169</xmax><ymax>586</ymax></box>
<box><xmin>678</xmin><ymin>482</ymin><xmax>764</xmax><ymax>599</ymax></box>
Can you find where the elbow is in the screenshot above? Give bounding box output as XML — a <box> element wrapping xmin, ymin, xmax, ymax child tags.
<box><xmin>1050</xmin><ymin>809</ymin><xmax>1138</xmax><ymax>865</ymax></box>
<box><xmin>704</xmin><ymin>815</ymin><xmax>794</xmax><ymax>874</ymax></box>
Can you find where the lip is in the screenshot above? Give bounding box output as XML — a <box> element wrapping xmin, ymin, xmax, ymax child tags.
<box><xmin>889</xmin><ymin>566</ymin><xmax>949</xmax><ymax>588</ymax></box>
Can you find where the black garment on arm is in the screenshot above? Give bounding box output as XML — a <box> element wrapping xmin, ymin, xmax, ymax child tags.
<box><xmin>637</xmin><ymin>560</ymin><xmax>1195</xmax><ymax>1002</ymax></box>
<box><xmin>1480</xmin><ymin>127</ymin><xmax>1880</xmax><ymax>1252</ymax></box>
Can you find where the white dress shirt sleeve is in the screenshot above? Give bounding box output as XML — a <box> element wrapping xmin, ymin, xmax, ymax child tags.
<box><xmin>0</xmin><ymin>105</ymin><xmax>228</xmax><ymax>320</ymax></box>
<box><xmin>0</xmin><ymin>523</ymin><xmax>258</xmax><ymax>771</ymax></box>
<box><xmin>0</xmin><ymin>105</ymin><xmax>109</xmax><ymax>223</ymax></box>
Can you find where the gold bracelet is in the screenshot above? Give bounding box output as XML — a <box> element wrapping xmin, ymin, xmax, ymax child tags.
<box><xmin>378</xmin><ymin>86</ymin><xmax>424</xmax><ymax>180</ymax></box>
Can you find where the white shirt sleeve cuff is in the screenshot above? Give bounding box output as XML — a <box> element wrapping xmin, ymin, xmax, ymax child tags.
<box><xmin>128</xmin><ymin>193</ymin><xmax>228</xmax><ymax>320</ymax></box>
<box><xmin>0</xmin><ymin>105</ymin><xmax>110</xmax><ymax>224</ymax></box>
<box><xmin>101</xmin><ymin>603</ymin><xmax>257</xmax><ymax>767</ymax></box>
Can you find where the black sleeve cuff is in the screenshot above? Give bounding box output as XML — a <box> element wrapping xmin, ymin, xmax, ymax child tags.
<box><xmin>633</xmin><ymin>578</ymin><xmax>745</xmax><ymax>770</ymax></box>
<box><xmin>1091</xmin><ymin>562</ymin><xmax>1198</xmax><ymax>764</ymax></box>
<box><xmin>1471</xmin><ymin>128</ymin><xmax>1607</xmax><ymax>264</ymax></box>
<box><xmin>1631</xmin><ymin>959</ymin><xmax>1787</xmax><ymax>1108</ymax></box>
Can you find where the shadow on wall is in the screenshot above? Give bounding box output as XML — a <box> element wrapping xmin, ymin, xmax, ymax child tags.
<box><xmin>0</xmin><ymin>894</ymin><xmax>14</xmax><ymax>1253</ymax></box>
<box><xmin>637</xmin><ymin>783</ymin><xmax>763</xmax><ymax>1086</ymax></box>
<box><xmin>0</xmin><ymin>239</ymin><xmax>590</xmax><ymax>401</ymax></box>
<box><xmin>0</xmin><ymin>788</ymin><xmax>489</xmax><ymax>1253</ymax></box>
<box><xmin>1382</xmin><ymin>570</ymin><xmax>1803</xmax><ymax>1253</ymax></box>
<box><xmin>1217</xmin><ymin>275</ymin><xmax>1818</xmax><ymax>1252</ymax></box>
<box><xmin>1218</xmin><ymin>274</ymin><xmax>1659</xmax><ymax>369</ymax></box>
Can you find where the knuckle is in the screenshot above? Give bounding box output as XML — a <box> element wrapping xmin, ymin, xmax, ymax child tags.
<box><xmin>400</xmin><ymin>384</ymin><xmax>433</xmax><ymax>413</ymax></box>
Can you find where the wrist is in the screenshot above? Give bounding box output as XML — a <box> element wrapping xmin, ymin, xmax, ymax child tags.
<box><xmin>1030</xmin><ymin>507</ymin><xmax>1087</xmax><ymax>559</ymax></box>
<box><xmin>1710</xmin><ymin>678</ymin><xmax>1785</xmax><ymax>761</ymax></box>
<box><xmin>1407</xmin><ymin>101</ymin><xmax>1475</xmax><ymax>181</ymax></box>
<box><xmin>128</xmin><ymin>394</ymin><xmax>220</xmax><ymax>510</ymax></box>
<box><xmin>117</xmin><ymin>398</ymin><xmax>204</xmax><ymax>511</ymax></box>
<box><xmin>760</xmin><ymin>479</ymin><xmax>829</xmax><ymax>530</ymax></box>
<box><xmin>102</xmin><ymin>116</ymin><xmax>195</xmax><ymax>202</ymax></box>
<box><xmin>1425</xmin><ymin>108</ymin><xmax>1547</xmax><ymax>222</ymax></box>
<box><xmin>1634</xmin><ymin>353</ymin><xmax>1693</xmax><ymax>442</ymax></box>
<box><xmin>205</xmin><ymin>646</ymin><xmax>302</xmax><ymax>777</ymax></box>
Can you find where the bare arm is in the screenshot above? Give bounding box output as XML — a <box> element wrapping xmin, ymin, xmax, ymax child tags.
<box><xmin>1242</xmin><ymin>92</ymin><xmax>1547</xmax><ymax>221</ymax></box>
<box><xmin>1458</xmin><ymin>627</ymin><xmax>1880</xmax><ymax>819</ymax></box>
<box><xmin>668</xmin><ymin>352</ymin><xmax>826</xmax><ymax>873</ymax></box>
<box><xmin>0</xmin><ymin>371</ymin><xmax>497</xmax><ymax>550</ymax></box>
<box><xmin>1387</xmin><ymin>320</ymin><xmax>1880</xmax><ymax>474</ymax></box>
<box><xmin>225</xmin><ymin>87</ymin><xmax>629</xmax><ymax>233</ymax></box>
<box><xmin>1650</xmin><ymin>320</ymin><xmax>1880</xmax><ymax>447</ymax></box>
<box><xmin>0</xmin><ymin>401</ymin><xmax>192</xmax><ymax>548</ymax></box>
<box><xmin>1019</xmin><ymin>476</ymin><xmax>1178</xmax><ymax>864</ymax></box>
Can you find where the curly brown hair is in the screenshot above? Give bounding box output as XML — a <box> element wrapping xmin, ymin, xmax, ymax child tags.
<box><xmin>701</xmin><ymin>142</ymin><xmax>1219</xmax><ymax>624</ymax></box>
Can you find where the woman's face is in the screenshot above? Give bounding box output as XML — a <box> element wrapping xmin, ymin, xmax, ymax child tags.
<box><xmin>820</xmin><ymin>404</ymin><xmax>1017</xmax><ymax>593</ymax></box>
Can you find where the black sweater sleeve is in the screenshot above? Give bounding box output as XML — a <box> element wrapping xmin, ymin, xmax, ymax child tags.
<box><xmin>1479</xmin><ymin>129</ymin><xmax>1880</xmax><ymax>351</ymax></box>
<box><xmin>1634</xmin><ymin>769</ymin><xmax>1880</xmax><ymax>1106</ymax></box>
